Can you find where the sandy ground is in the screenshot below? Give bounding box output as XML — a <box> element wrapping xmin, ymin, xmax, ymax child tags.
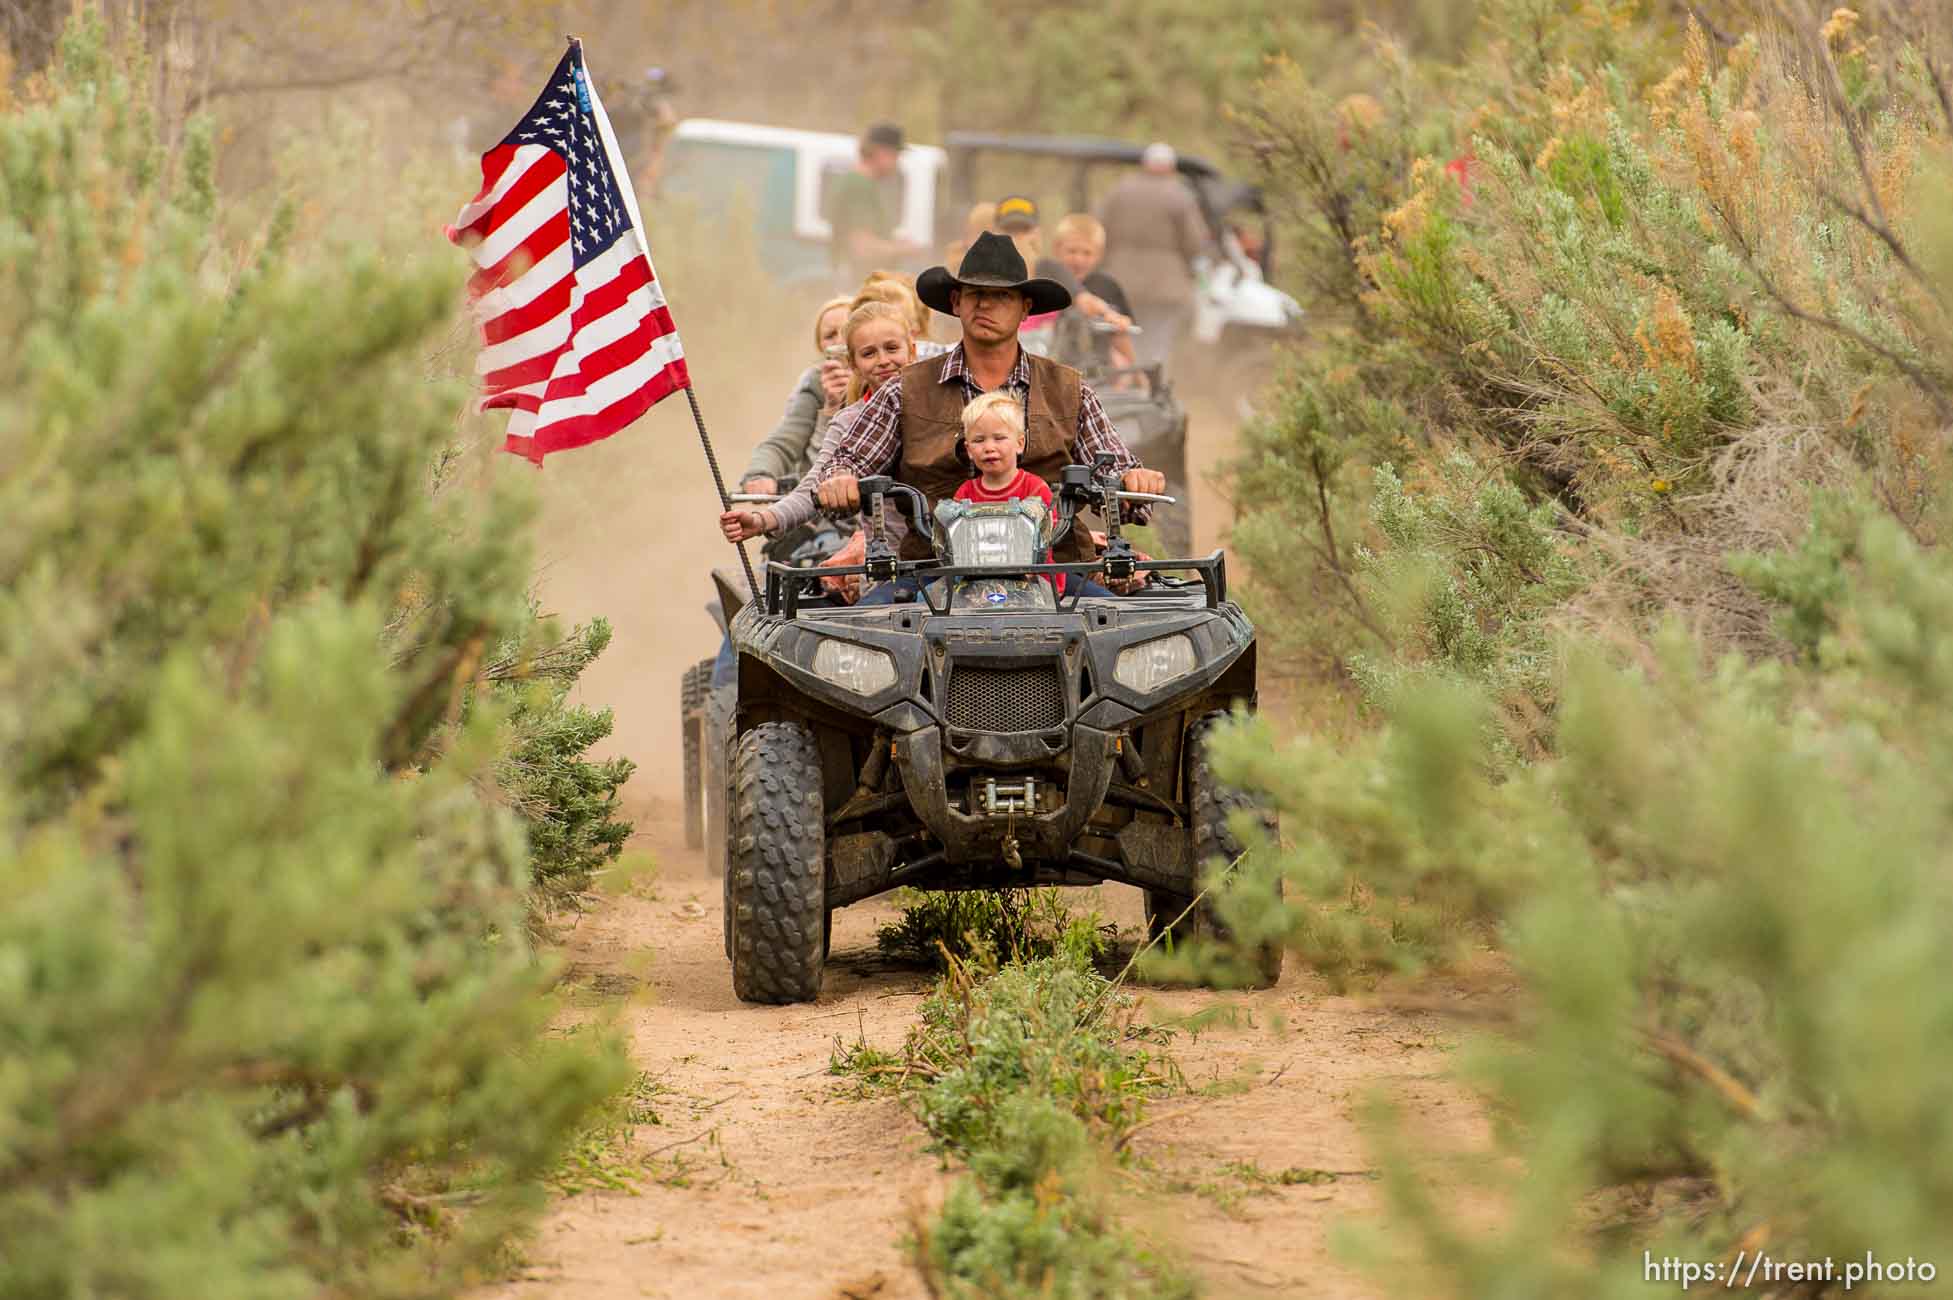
<box><xmin>484</xmin><ymin>807</ymin><xmax>1486</xmax><ymax>1300</ymax></box>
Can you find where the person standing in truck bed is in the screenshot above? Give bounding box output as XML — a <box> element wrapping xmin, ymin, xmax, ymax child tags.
<box><xmin>1094</xmin><ymin>142</ymin><xmax>1210</xmax><ymax>370</ymax></box>
<box><xmin>827</xmin><ymin>122</ymin><xmax>927</xmax><ymax>285</ymax></box>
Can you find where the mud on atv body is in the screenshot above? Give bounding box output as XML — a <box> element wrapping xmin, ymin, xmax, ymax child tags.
<box><xmin>720</xmin><ymin>467</ymin><xmax>1276</xmax><ymax>1004</ymax></box>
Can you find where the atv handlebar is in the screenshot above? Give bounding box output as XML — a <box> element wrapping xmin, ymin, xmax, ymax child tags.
<box><xmin>762</xmin><ymin>552</ymin><xmax>1229</xmax><ymax>618</ymax></box>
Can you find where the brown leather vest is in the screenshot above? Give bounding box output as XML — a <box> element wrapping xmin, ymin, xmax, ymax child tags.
<box><xmin>895</xmin><ymin>351</ymin><xmax>1093</xmax><ymax>563</ymax></box>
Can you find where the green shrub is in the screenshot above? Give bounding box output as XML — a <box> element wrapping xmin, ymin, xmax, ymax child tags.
<box><xmin>1224</xmin><ymin>509</ymin><xmax>1953</xmax><ymax>1290</ymax></box>
<box><xmin>1218</xmin><ymin>5</ymin><xmax>1953</xmax><ymax>1288</ymax></box>
<box><xmin>0</xmin><ymin>20</ymin><xmax>626</xmax><ymax>1295</ymax></box>
<box><xmin>906</xmin><ymin>957</ymin><xmax>1170</xmax><ymax>1156</ymax></box>
<box><xmin>481</xmin><ymin>612</ymin><xmax>635</xmax><ymax>909</ymax></box>
<box><xmin>896</xmin><ymin>955</ymin><xmax>1191</xmax><ymax>1300</ymax></box>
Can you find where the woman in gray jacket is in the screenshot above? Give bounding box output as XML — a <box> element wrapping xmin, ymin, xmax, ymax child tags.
<box><xmin>739</xmin><ymin>296</ymin><xmax>853</xmax><ymax>493</ymax></box>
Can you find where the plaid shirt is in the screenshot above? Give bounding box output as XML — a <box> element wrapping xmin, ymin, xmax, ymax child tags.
<box><xmin>818</xmin><ymin>344</ymin><xmax>1139</xmax><ymax>491</ymax></box>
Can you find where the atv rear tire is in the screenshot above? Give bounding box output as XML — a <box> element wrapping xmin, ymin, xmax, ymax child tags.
<box><xmin>1146</xmin><ymin>711</ymin><xmax>1282</xmax><ymax>988</ymax></box>
<box><xmin>680</xmin><ymin>662</ymin><xmax>707</xmax><ymax>849</ymax></box>
<box><xmin>702</xmin><ymin>684</ymin><xmax>730</xmax><ymax>878</ymax></box>
<box><xmin>728</xmin><ymin>720</ymin><xmax>827</xmax><ymax>1004</ymax></box>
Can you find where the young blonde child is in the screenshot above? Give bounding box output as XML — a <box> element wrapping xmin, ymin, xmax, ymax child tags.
<box><xmin>951</xmin><ymin>391</ymin><xmax>1064</xmax><ymax>593</ymax></box>
<box><xmin>1050</xmin><ymin>213</ymin><xmax>1137</xmax><ymax>370</ymax></box>
<box><xmin>851</xmin><ymin>273</ymin><xmax>948</xmax><ymax>359</ymax></box>
<box><xmin>953</xmin><ymin>392</ymin><xmax>1047</xmax><ymax>506</ymax></box>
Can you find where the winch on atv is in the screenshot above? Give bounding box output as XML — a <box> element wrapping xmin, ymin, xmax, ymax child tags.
<box><xmin>715</xmin><ymin>454</ymin><xmax>1278</xmax><ymax>1004</ymax></box>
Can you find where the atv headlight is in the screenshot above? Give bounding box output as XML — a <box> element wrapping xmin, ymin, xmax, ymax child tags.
<box><xmin>812</xmin><ymin>640</ymin><xmax>896</xmax><ymax>696</ymax></box>
<box><xmin>944</xmin><ymin>513</ymin><xmax>1042</xmax><ymax>569</ymax></box>
<box><xmin>1113</xmin><ymin>634</ymin><xmax>1197</xmax><ymax>693</ymax></box>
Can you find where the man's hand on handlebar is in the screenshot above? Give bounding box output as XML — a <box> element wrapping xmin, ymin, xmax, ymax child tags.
<box><xmin>740</xmin><ymin>475</ymin><xmax>778</xmax><ymax>496</ymax></box>
<box><xmin>815</xmin><ymin>474</ymin><xmax>861</xmax><ymax>512</ymax></box>
<box><xmin>720</xmin><ymin>508</ymin><xmax>776</xmax><ymax>543</ymax></box>
<box><xmin>1121</xmin><ymin>468</ymin><xmax>1167</xmax><ymax>497</ymax></box>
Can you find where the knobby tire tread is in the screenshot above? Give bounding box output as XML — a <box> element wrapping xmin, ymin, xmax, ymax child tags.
<box><xmin>728</xmin><ymin>720</ymin><xmax>826</xmax><ymax>1004</ymax></box>
<box><xmin>681</xmin><ymin>664</ymin><xmax>704</xmax><ymax>849</ymax></box>
<box><xmin>1147</xmin><ymin>709</ymin><xmax>1282</xmax><ymax>987</ymax></box>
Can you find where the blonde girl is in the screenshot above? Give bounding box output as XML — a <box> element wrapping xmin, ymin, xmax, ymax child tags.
<box><xmin>720</xmin><ymin>301</ymin><xmax>917</xmax><ymax>542</ymax></box>
<box><xmin>853</xmin><ymin>272</ymin><xmax>948</xmax><ymax>356</ymax></box>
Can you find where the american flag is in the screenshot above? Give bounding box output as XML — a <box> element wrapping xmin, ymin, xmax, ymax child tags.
<box><xmin>447</xmin><ymin>46</ymin><xmax>689</xmax><ymax>463</ymax></box>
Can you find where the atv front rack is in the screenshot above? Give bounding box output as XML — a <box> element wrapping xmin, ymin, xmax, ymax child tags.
<box><xmin>763</xmin><ymin>552</ymin><xmax>1229</xmax><ymax>619</ymax></box>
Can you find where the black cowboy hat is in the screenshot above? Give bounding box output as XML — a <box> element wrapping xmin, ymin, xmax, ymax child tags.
<box><xmin>917</xmin><ymin>231</ymin><xmax>1072</xmax><ymax>317</ymax></box>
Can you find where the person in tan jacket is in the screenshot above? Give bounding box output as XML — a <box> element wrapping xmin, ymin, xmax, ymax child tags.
<box><xmin>1093</xmin><ymin>141</ymin><xmax>1210</xmax><ymax>370</ymax></box>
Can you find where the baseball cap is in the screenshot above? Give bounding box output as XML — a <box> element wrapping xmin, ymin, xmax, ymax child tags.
<box><xmin>1141</xmin><ymin>141</ymin><xmax>1178</xmax><ymax>170</ymax></box>
<box><xmin>994</xmin><ymin>194</ymin><xmax>1040</xmax><ymax>231</ymax></box>
<box><xmin>863</xmin><ymin>122</ymin><xmax>905</xmax><ymax>151</ymax></box>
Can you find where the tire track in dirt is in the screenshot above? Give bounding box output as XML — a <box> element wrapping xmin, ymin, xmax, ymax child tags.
<box><xmin>488</xmin><ymin>809</ymin><xmax>1487</xmax><ymax>1300</ymax></box>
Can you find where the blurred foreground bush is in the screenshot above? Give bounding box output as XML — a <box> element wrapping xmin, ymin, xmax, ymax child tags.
<box><xmin>0</xmin><ymin>21</ymin><xmax>627</xmax><ymax>1296</ymax></box>
<box><xmin>1217</xmin><ymin>0</ymin><xmax>1953</xmax><ymax>1289</ymax></box>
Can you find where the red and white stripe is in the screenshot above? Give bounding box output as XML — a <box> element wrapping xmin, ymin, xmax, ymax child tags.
<box><xmin>447</xmin><ymin>93</ymin><xmax>688</xmax><ymax>463</ymax></box>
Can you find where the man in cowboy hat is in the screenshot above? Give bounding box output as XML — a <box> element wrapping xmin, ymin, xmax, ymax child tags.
<box><xmin>797</xmin><ymin>231</ymin><xmax>1167</xmax><ymax>602</ymax></box>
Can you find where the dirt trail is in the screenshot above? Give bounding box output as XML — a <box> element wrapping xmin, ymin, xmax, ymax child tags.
<box><xmin>490</xmin><ymin>807</ymin><xmax>1485</xmax><ymax>1300</ymax></box>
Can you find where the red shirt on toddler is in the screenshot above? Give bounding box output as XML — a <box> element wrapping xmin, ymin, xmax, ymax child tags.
<box><xmin>952</xmin><ymin>469</ymin><xmax>1062</xmax><ymax>593</ymax></box>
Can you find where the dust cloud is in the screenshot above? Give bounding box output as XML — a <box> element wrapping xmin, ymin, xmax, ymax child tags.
<box><xmin>522</xmin><ymin>305</ymin><xmax>802</xmax><ymax>803</ymax></box>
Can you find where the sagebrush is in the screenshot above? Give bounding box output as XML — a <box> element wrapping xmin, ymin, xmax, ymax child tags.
<box><xmin>1221</xmin><ymin>0</ymin><xmax>1953</xmax><ymax>1290</ymax></box>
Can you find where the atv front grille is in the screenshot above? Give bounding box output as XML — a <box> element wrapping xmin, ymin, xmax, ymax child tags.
<box><xmin>945</xmin><ymin>665</ymin><xmax>1066</xmax><ymax>732</ymax></box>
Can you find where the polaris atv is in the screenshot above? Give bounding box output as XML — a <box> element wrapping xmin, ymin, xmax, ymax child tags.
<box><xmin>680</xmin><ymin>488</ymin><xmax>849</xmax><ymax>874</ymax></box>
<box><xmin>720</xmin><ymin>455</ymin><xmax>1276</xmax><ymax>1004</ymax></box>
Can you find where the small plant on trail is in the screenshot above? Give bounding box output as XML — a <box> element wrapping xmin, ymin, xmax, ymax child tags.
<box><xmin>907</xmin><ymin>956</ymin><xmax>1174</xmax><ymax>1157</ymax></box>
<box><xmin>548</xmin><ymin>1072</ymin><xmax>671</xmax><ymax>1197</ymax></box>
<box><xmin>843</xmin><ymin>947</ymin><xmax>1191</xmax><ymax>1298</ymax></box>
<box><xmin>875</xmin><ymin>887</ymin><xmax>1110</xmax><ymax>969</ymax></box>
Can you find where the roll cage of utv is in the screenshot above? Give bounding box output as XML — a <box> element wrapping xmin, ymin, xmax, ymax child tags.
<box><xmin>941</xmin><ymin>132</ymin><xmax>1263</xmax><ymax>257</ymax></box>
<box><xmin>720</xmin><ymin>454</ymin><xmax>1278</xmax><ymax>1004</ymax></box>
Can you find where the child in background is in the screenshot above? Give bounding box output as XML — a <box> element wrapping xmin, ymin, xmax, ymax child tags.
<box><xmin>1050</xmin><ymin>213</ymin><xmax>1137</xmax><ymax>371</ymax></box>
<box><xmin>952</xmin><ymin>391</ymin><xmax>1063</xmax><ymax>593</ymax></box>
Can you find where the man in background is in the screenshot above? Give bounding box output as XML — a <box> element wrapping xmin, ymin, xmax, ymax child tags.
<box><xmin>828</xmin><ymin>122</ymin><xmax>928</xmax><ymax>284</ymax></box>
<box><xmin>1095</xmin><ymin>141</ymin><xmax>1210</xmax><ymax>370</ymax></box>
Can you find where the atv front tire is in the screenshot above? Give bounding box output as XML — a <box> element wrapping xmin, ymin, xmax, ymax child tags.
<box><xmin>727</xmin><ymin>720</ymin><xmax>827</xmax><ymax>1004</ymax></box>
<box><xmin>1145</xmin><ymin>711</ymin><xmax>1282</xmax><ymax>988</ymax></box>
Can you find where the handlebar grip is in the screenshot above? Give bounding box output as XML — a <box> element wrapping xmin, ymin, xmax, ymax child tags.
<box><xmin>1114</xmin><ymin>491</ymin><xmax>1177</xmax><ymax>505</ymax></box>
<box><xmin>729</xmin><ymin>493</ymin><xmax>784</xmax><ymax>504</ymax></box>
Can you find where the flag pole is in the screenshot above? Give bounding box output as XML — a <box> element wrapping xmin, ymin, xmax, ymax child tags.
<box><xmin>680</xmin><ymin>386</ymin><xmax>762</xmax><ymax>604</ymax></box>
<box><xmin>570</xmin><ymin>36</ymin><xmax>762</xmax><ymax>606</ymax></box>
